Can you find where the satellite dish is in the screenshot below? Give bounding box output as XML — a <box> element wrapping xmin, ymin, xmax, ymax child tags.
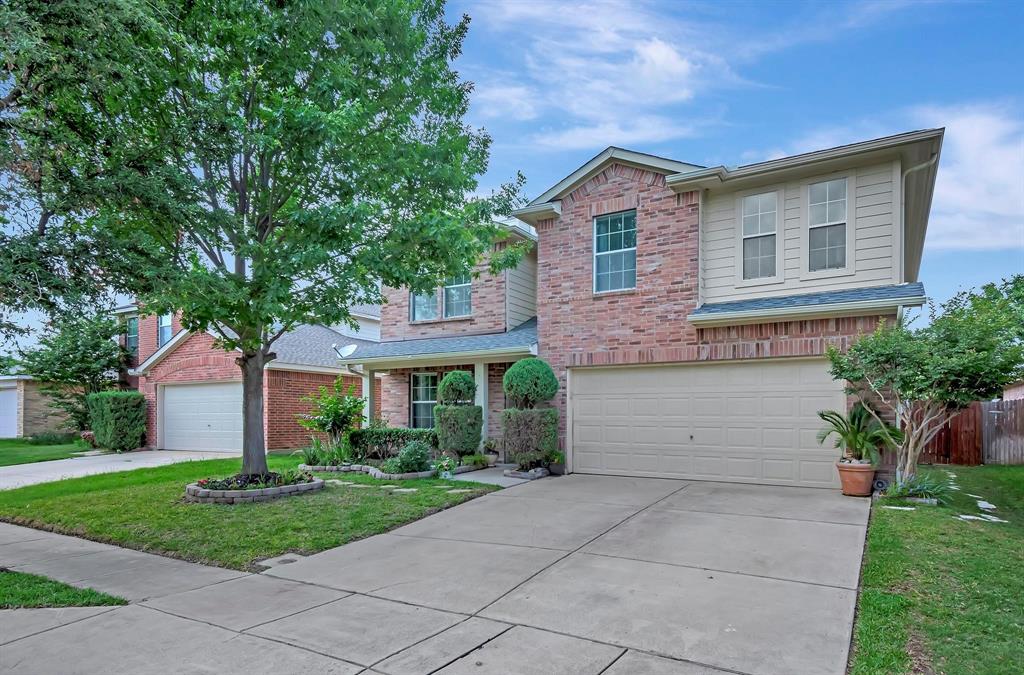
<box><xmin>334</xmin><ymin>343</ymin><xmax>358</xmax><ymax>359</ymax></box>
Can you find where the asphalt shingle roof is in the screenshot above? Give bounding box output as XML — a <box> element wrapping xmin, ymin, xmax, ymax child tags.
<box><xmin>344</xmin><ymin>318</ymin><xmax>537</xmax><ymax>361</ymax></box>
<box><xmin>272</xmin><ymin>324</ymin><xmax>377</xmax><ymax>369</ymax></box>
<box><xmin>690</xmin><ymin>282</ymin><xmax>926</xmax><ymax>316</ymax></box>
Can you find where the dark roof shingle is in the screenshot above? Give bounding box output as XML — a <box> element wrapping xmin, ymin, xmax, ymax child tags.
<box><xmin>344</xmin><ymin>318</ymin><xmax>537</xmax><ymax>361</ymax></box>
<box><xmin>690</xmin><ymin>283</ymin><xmax>926</xmax><ymax>317</ymax></box>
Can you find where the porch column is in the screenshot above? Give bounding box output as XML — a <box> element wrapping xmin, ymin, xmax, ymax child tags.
<box><xmin>474</xmin><ymin>362</ymin><xmax>488</xmax><ymax>448</ymax></box>
<box><xmin>362</xmin><ymin>369</ymin><xmax>376</xmax><ymax>423</ymax></box>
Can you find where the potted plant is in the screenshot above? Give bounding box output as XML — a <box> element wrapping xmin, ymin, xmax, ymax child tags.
<box><xmin>435</xmin><ymin>455</ymin><xmax>456</xmax><ymax>479</ymax></box>
<box><xmin>817</xmin><ymin>404</ymin><xmax>898</xmax><ymax>497</ymax></box>
<box><xmin>482</xmin><ymin>438</ymin><xmax>500</xmax><ymax>466</ymax></box>
<box><xmin>547</xmin><ymin>450</ymin><xmax>565</xmax><ymax>476</ymax></box>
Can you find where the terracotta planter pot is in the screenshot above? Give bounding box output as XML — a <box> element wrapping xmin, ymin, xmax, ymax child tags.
<box><xmin>836</xmin><ymin>462</ymin><xmax>875</xmax><ymax>497</ymax></box>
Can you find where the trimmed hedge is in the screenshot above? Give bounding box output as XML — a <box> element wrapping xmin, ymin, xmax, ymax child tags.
<box><xmin>502</xmin><ymin>408</ymin><xmax>558</xmax><ymax>469</ymax></box>
<box><xmin>85</xmin><ymin>391</ymin><xmax>146</xmax><ymax>453</ymax></box>
<box><xmin>438</xmin><ymin>370</ymin><xmax>476</xmax><ymax>404</ymax></box>
<box><xmin>348</xmin><ymin>426</ymin><xmax>438</xmax><ymax>460</ymax></box>
<box><xmin>503</xmin><ymin>358</ymin><xmax>558</xmax><ymax>408</ymax></box>
<box><xmin>435</xmin><ymin>404</ymin><xmax>483</xmax><ymax>457</ymax></box>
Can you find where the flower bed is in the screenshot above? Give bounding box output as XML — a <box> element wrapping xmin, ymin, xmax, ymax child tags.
<box><xmin>299</xmin><ymin>463</ymin><xmax>482</xmax><ymax>481</ymax></box>
<box><xmin>185</xmin><ymin>470</ymin><xmax>324</xmax><ymax>504</ymax></box>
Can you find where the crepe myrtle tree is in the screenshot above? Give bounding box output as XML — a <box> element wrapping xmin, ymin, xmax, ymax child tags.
<box><xmin>828</xmin><ymin>276</ymin><xmax>1023</xmax><ymax>486</ymax></box>
<box><xmin>5</xmin><ymin>0</ymin><xmax>528</xmax><ymax>476</ymax></box>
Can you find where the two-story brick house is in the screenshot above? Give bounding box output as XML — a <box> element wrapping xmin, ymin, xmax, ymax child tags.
<box><xmin>118</xmin><ymin>306</ymin><xmax>382</xmax><ymax>452</ymax></box>
<box><xmin>341</xmin><ymin>128</ymin><xmax>942</xmax><ymax>488</ymax></box>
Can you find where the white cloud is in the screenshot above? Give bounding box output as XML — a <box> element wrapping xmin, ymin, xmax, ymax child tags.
<box><xmin>472</xmin><ymin>82</ymin><xmax>540</xmax><ymax>121</ymax></box>
<box><xmin>531</xmin><ymin>115</ymin><xmax>699</xmax><ymax>151</ymax></box>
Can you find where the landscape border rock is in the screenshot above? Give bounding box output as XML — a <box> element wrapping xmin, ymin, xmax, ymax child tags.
<box><xmin>184</xmin><ymin>478</ymin><xmax>325</xmax><ymax>504</ymax></box>
<box><xmin>503</xmin><ymin>467</ymin><xmax>550</xmax><ymax>480</ymax></box>
<box><xmin>298</xmin><ymin>463</ymin><xmax>481</xmax><ymax>481</ymax></box>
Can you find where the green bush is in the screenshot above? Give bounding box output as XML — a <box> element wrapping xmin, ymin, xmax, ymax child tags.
<box><xmin>396</xmin><ymin>440</ymin><xmax>432</xmax><ymax>473</ymax></box>
<box><xmin>349</xmin><ymin>426</ymin><xmax>437</xmax><ymax>460</ymax></box>
<box><xmin>502</xmin><ymin>408</ymin><xmax>558</xmax><ymax>469</ymax></box>
<box><xmin>26</xmin><ymin>431</ymin><xmax>78</xmax><ymax>446</ymax></box>
<box><xmin>85</xmin><ymin>391</ymin><xmax>146</xmax><ymax>453</ymax></box>
<box><xmin>503</xmin><ymin>358</ymin><xmax>558</xmax><ymax>408</ymax></box>
<box><xmin>438</xmin><ymin>370</ymin><xmax>476</xmax><ymax>404</ymax></box>
<box><xmin>297</xmin><ymin>380</ymin><xmax>365</xmax><ymax>447</ymax></box>
<box><xmin>435</xmin><ymin>404</ymin><xmax>483</xmax><ymax>456</ymax></box>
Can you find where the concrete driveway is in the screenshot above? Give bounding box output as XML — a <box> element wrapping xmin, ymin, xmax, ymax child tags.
<box><xmin>0</xmin><ymin>450</ymin><xmax>238</xmax><ymax>490</ymax></box>
<box><xmin>0</xmin><ymin>476</ymin><xmax>868</xmax><ymax>674</ymax></box>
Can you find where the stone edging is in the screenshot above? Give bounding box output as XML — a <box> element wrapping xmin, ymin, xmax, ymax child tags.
<box><xmin>185</xmin><ymin>478</ymin><xmax>325</xmax><ymax>504</ymax></box>
<box><xmin>503</xmin><ymin>467</ymin><xmax>550</xmax><ymax>480</ymax></box>
<box><xmin>298</xmin><ymin>463</ymin><xmax>481</xmax><ymax>481</ymax></box>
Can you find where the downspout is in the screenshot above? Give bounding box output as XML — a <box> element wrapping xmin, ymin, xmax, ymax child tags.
<box><xmin>900</xmin><ymin>152</ymin><xmax>939</xmax><ymax>283</ymax></box>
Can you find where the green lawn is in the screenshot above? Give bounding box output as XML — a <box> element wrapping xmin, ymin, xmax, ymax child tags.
<box><xmin>850</xmin><ymin>465</ymin><xmax>1024</xmax><ymax>674</ymax></box>
<box><xmin>0</xmin><ymin>454</ymin><xmax>496</xmax><ymax>570</ymax></box>
<box><xmin>0</xmin><ymin>438</ymin><xmax>87</xmax><ymax>467</ymax></box>
<box><xmin>0</xmin><ymin>570</ymin><xmax>126</xmax><ymax>608</ymax></box>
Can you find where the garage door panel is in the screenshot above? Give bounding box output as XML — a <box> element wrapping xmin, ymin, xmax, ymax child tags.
<box><xmin>571</xmin><ymin>359</ymin><xmax>844</xmax><ymax>488</ymax></box>
<box><xmin>162</xmin><ymin>382</ymin><xmax>242</xmax><ymax>452</ymax></box>
<box><xmin>0</xmin><ymin>388</ymin><xmax>17</xmax><ymax>438</ymax></box>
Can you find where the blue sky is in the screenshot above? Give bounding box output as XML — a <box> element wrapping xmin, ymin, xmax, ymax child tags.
<box><xmin>453</xmin><ymin>0</ymin><xmax>1024</xmax><ymax>310</ymax></box>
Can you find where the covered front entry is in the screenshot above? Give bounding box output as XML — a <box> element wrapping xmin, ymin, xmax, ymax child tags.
<box><xmin>569</xmin><ymin>358</ymin><xmax>845</xmax><ymax>488</ymax></box>
<box><xmin>160</xmin><ymin>381</ymin><xmax>243</xmax><ymax>452</ymax></box>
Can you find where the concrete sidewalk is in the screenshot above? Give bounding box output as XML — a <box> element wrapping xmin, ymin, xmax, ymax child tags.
<box><xmin>0</xmin><ymin>450</ymin><xmax>237</xmax><ymax>490</ymax></box>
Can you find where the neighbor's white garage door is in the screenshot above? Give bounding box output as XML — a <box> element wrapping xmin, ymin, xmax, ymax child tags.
<box><xmin>0</xmin><ymin>387</ymin><xmax>17</xmax><ymax>438</ymax></box>
<box><xmin>570</xmin><ymin>359</ymin><xmax>845</xmax><ymax>488</ymax></box>
<box><xmin>161</xmin><ymin>382</ymin><xmax>243</xmax><ymax>452</ymax></box>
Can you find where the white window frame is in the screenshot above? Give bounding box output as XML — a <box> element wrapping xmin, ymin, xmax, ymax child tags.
<box><xmin>125</xmin><ymin>316</ymin><xmax>139</xmax><ymax>358</ymax></box>
<box><xmin>442</xmin><ymin>274</ymin><xmax>472</xmax><ymax>318</ymax></box>
<box><xmin>734</xmin><ymin>186</ymin><xmax>784</xmax><ymax>286</ymax></box>
<box><xmin>409</xmin><ymin>289</ymin><xmax>439</xmax><ymax>322</ymax></box>
<box><xmin>410</xmin><ymin>372</ymin><xmax>438</xmax><ymax>429</ymax></box>
<box><xmin>800</xmin><ymin>174</ymin><xmax>857</xmax><ymax>280</ymax></box>
<box><xmin>157</xmin><ymin>313</ymin><xmax>173</xmax><ymax>347</ymax></box>
<box><xmin>592</xmin><ymin>209</ymin><xmax>637</xmax><ymax>294</ymax></box>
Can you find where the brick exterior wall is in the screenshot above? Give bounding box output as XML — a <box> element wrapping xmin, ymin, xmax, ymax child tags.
<box><xmin>265</xmin><ymin>370</ymin><xmax>364</xmax><ymax>450</ymax></box>
<box><xmin>536</xmin><ymin>162</ymin><xmax>892</xmax><ymax>444</ymax></box>
<box><xmin>380</xmin><ymin>249</ymin><xmax>508</xmax><ymax>341</ymax></box>
<box><xmin>21</xmin><ymin>380</ymin><xmax>71</xmax><ymax>436</ymax></box>
<box><xmin>136</xmin><ymin>311</ymin><xmax>184</xmax><ymax>364</ymax></box>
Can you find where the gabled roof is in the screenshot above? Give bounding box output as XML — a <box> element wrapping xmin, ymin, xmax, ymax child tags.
<box><xmin>688</xmin><ymin>283</ymin><xmax>926</xmax><ymax>326</ymax></box>
<box><xmin>339</xmin><ymin>318</ymin><xmax>538</xmax><ymax>367</ymax></box>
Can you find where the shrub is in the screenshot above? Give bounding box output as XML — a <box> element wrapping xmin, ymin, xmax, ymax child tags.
<box><xmin>884</xmin><ymin>474</ymin><xmax>952</xmax><ymax>504</ymax></box>
<box><xmin>85</xmin><ymin>391</ymin><xmax>146</xmax><ymax>453</ymax></box>
<box><xmin>502</xmin><ymin>408</ymin><xmax>558</xmax><ymax>469</ymax></box>
<box><xmin>80</xmin><ymin>430</ymin><xmax>97</xmax><ymax>448</ymax></box>
<box><xmin>396</xmin><ymin>440</ymin><xmax>432</xmax><ymax>473</ymax></box>
<box><xmin>435</xmin><ymin>404</ymin><xmax>483</xmax><ymax>457</ymax></box>
<box><xmin>503</xmin><ymin>358</ymin><xmax>558</xmax><ymax>408</ymax></box>
<box><xmin>462</xmin><ymin>453</ymin><xmax>488</xmax><ymax>468</ymax></box>
<box><xmin>295</xmin><ymin>439</ymin><xmax>325</xmax><ymax>466</ymax></box>
<box><xmin>27</xmin><ymin>431</ymin><xmax>78</xmax><ymax>446</ymax></box>
<box><xmin>297</xmin><ymin>380</ymin><xmax>365</xmax><ymax>447</ymax></box>
<box><xmin>438</xmin><ymin>370</ymin><xmax>476</xmax><ymax>404</ymax></box>
<box><xmin>349</xmin><ymin>426</ymin><xmax>438</xmax><ymax>460</ymax></box>
<box><xmin>380</xmin><ymin>456</ymin><xmax>402</xmax><ymax>474</ymax></box>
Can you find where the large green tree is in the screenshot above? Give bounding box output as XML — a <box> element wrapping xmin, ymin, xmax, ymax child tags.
<box><xmin>828</xmin><ymin>276</ymin><xmax>1024</xmax><ymax>485</ymax></box>
<box><xmin>19</xmin><ymin>313</ymin><xmax>128</xmax><ymax>431</ymax></box>
<box><xmin>4</xmin><ymin>0</ymin><xmax>526</xmax><ymax>475</ymax></box>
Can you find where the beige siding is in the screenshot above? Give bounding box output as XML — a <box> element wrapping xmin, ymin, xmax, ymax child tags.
<box><xmin>703</xmin><ymin>160</ymin><xmax>900</xmax><ymax>303</ymax></box>
<box><xmin>22</xmin><ymin>380</ymin><xmax>71</xmax><ymax>436</ymax></box>
<box><xmin>506</xmin><ymin>249</ymin><xmax>537</xmax><ymax>328</ymax></box>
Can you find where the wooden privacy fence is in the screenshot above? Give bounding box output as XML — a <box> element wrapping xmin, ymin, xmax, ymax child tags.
<box><xmin>921</xmin><ymin>399</ymin><xmax>1024</xmax><ymax>466</ymax></box>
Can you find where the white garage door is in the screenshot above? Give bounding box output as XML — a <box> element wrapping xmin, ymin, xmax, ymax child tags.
<box><xmin>161</xmin><ymin>382</ymin><xmax>243</xmax><ymax>452</ymax></box>
<box><xmin>0</xmin><ymin>387</ymin><xmax>17</xmax><ymax>438</ymax></box>
<box><xmin>570</xmin><ymin>359</ymin><xmax>845</xmax><ymax>488</ymax></box>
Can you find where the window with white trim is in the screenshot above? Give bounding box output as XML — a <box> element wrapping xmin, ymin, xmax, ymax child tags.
<box><xmin>125</xmin><ymin>317</ymin><xmax>139</xmax><ymax>359</ymax></box>
<box><xmin>741</xmin><ymin>192</ymin><xmax>777</xmax><ymax>279</ymax></box>
<box><xmin>808</xmin><ymin>178</ymin><xmax>847</xmax><ymax>272</ymax></box>
<box><xmin>594</xmin><ymin>210</ymin><xmax>636</xmax><ymax>292</ymax></box>
<box><xmin>157</xmin><ymin>313</ymin><xmax>173</xmax><ymax>347</ymax></box>
<box><xmin>443</xmin><ymin>274</ymin><xmax>471</xmax><ymax>318</ymax></box>
<box><xmin>410</xmin><ymin>373</ymin><xmax>438</xmax><ymax>429</ymax></box>
<box><xmin>410</xmin><ymin>291</ymin><xmax>439</xmax><ymax>321</ymax></box>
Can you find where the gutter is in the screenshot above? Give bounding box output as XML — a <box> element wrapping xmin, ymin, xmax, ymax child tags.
<box><xmin>511</xmin><ymin>202</ymin><xmax>561</xmax><ymax>226</ymax></box>
<box><xmin>686</xmin><ymin>295</ymin><xmax>928</xmax><ymax>326</ymax></box>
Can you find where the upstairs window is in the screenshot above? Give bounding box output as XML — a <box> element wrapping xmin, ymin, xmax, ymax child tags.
<box><xmin>594</xmin><ymin>210</ymin><xmax>637</xmax><ymax>293</ymax></box>
<box><xmin>741</xmin><ymin>192</ymin><xmax>777</xmax><ymax>279</ymax></box>
<box><xmin>411</xmin><ymin>291</ymin><xmax>439</xmax><ymax>321</ymax></box>
<box><xmin>443</xmin><ymin>274</ymin><xmax>472</xmax><ymax>318</ymax></box>
<box><xmin>808</xmin><ymin>178</ymin><xmax>847</xmax><ymax>272</ymax></box>
<box><xmin>410</xmin><ymin>373</ymin><xmax>438</xmax><ymax>429</ymax></box>
<box><xmin>157</xmin><ymin>313</ymin><xmax>173</xmax><ymax>347</ymax></box>
<box><xmin>124</xmin><ymin>317</ymin><xmax>139</xmax><ymax>359</ymax></box>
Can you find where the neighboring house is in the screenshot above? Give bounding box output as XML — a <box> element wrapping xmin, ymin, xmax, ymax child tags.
<box><xmin>117</xmin><ymin>306</ymin><xmax>382</xmax><ymax>452</ymax></box>
<box><xmin>342</xmin><ymin>129</ymin><xmax>942</xmax><ymax>488</ymax></box>
<box><xmin>1004</xmin><ymin>381</ymin><xmax>1024</xmax><ymax>401</ymax></box>
<box><xmin>0</xmin><ymin>374</ymin><xmax>70</xmax><ymax>439</ymax></box>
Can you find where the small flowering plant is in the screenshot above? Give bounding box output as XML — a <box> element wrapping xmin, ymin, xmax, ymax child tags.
<box><xmin>434</xmin><ymin>455</ymin><xmax>456</xmax><ymax>478</ymax></box>
<box><xmin>194</xmin><ymin>469</ymin><xmax>314</xmax><ymax>491</ymax></box>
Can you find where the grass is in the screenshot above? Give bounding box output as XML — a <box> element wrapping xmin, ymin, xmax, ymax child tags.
<box><xmin>0</xmin><ymin>570</ymin><xmax>126</xmax><ymax>608</ymax></box>
<box><xmin>0</xmin><ymin>438</ymin><xmax>88</xmax><ymax>468</ymax></box>
<box><xmin>850</xmin><ymin>465</ymin><xmax>1024</xmax><ymax>674</ymax></box>
<box><xmin>0</xmin><ymin>454</ymin><xmax>496</xmax><ymax>570</ymax></box>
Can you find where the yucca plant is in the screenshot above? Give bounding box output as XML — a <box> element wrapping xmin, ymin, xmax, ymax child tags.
<box><xmin>816</xmin><ymin>404</ymin><xmax>899</xmax><ymax>465</ymax></box>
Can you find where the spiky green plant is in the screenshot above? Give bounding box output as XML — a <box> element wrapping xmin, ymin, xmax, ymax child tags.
<box><xmin>816</xmin><ymin>404</ymin><xmax>899</xmax><ymax>465</ymax></box>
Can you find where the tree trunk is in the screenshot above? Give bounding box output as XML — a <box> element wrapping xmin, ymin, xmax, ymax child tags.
<box><xmin>238</xmin><ymin>351</ymin><xmax>269</xmax><ymax>476</ymax></box>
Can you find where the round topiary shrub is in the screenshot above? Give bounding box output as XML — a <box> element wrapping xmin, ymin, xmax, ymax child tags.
<box><xmin>503</xmin><ymin>358</ymin><xmax>558</xmax><ymax>408</ymax></box>
<box><xmin>438</xmin><ymin>370</ymin><xmax>476</xmax><ymax>404</ymax></box>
